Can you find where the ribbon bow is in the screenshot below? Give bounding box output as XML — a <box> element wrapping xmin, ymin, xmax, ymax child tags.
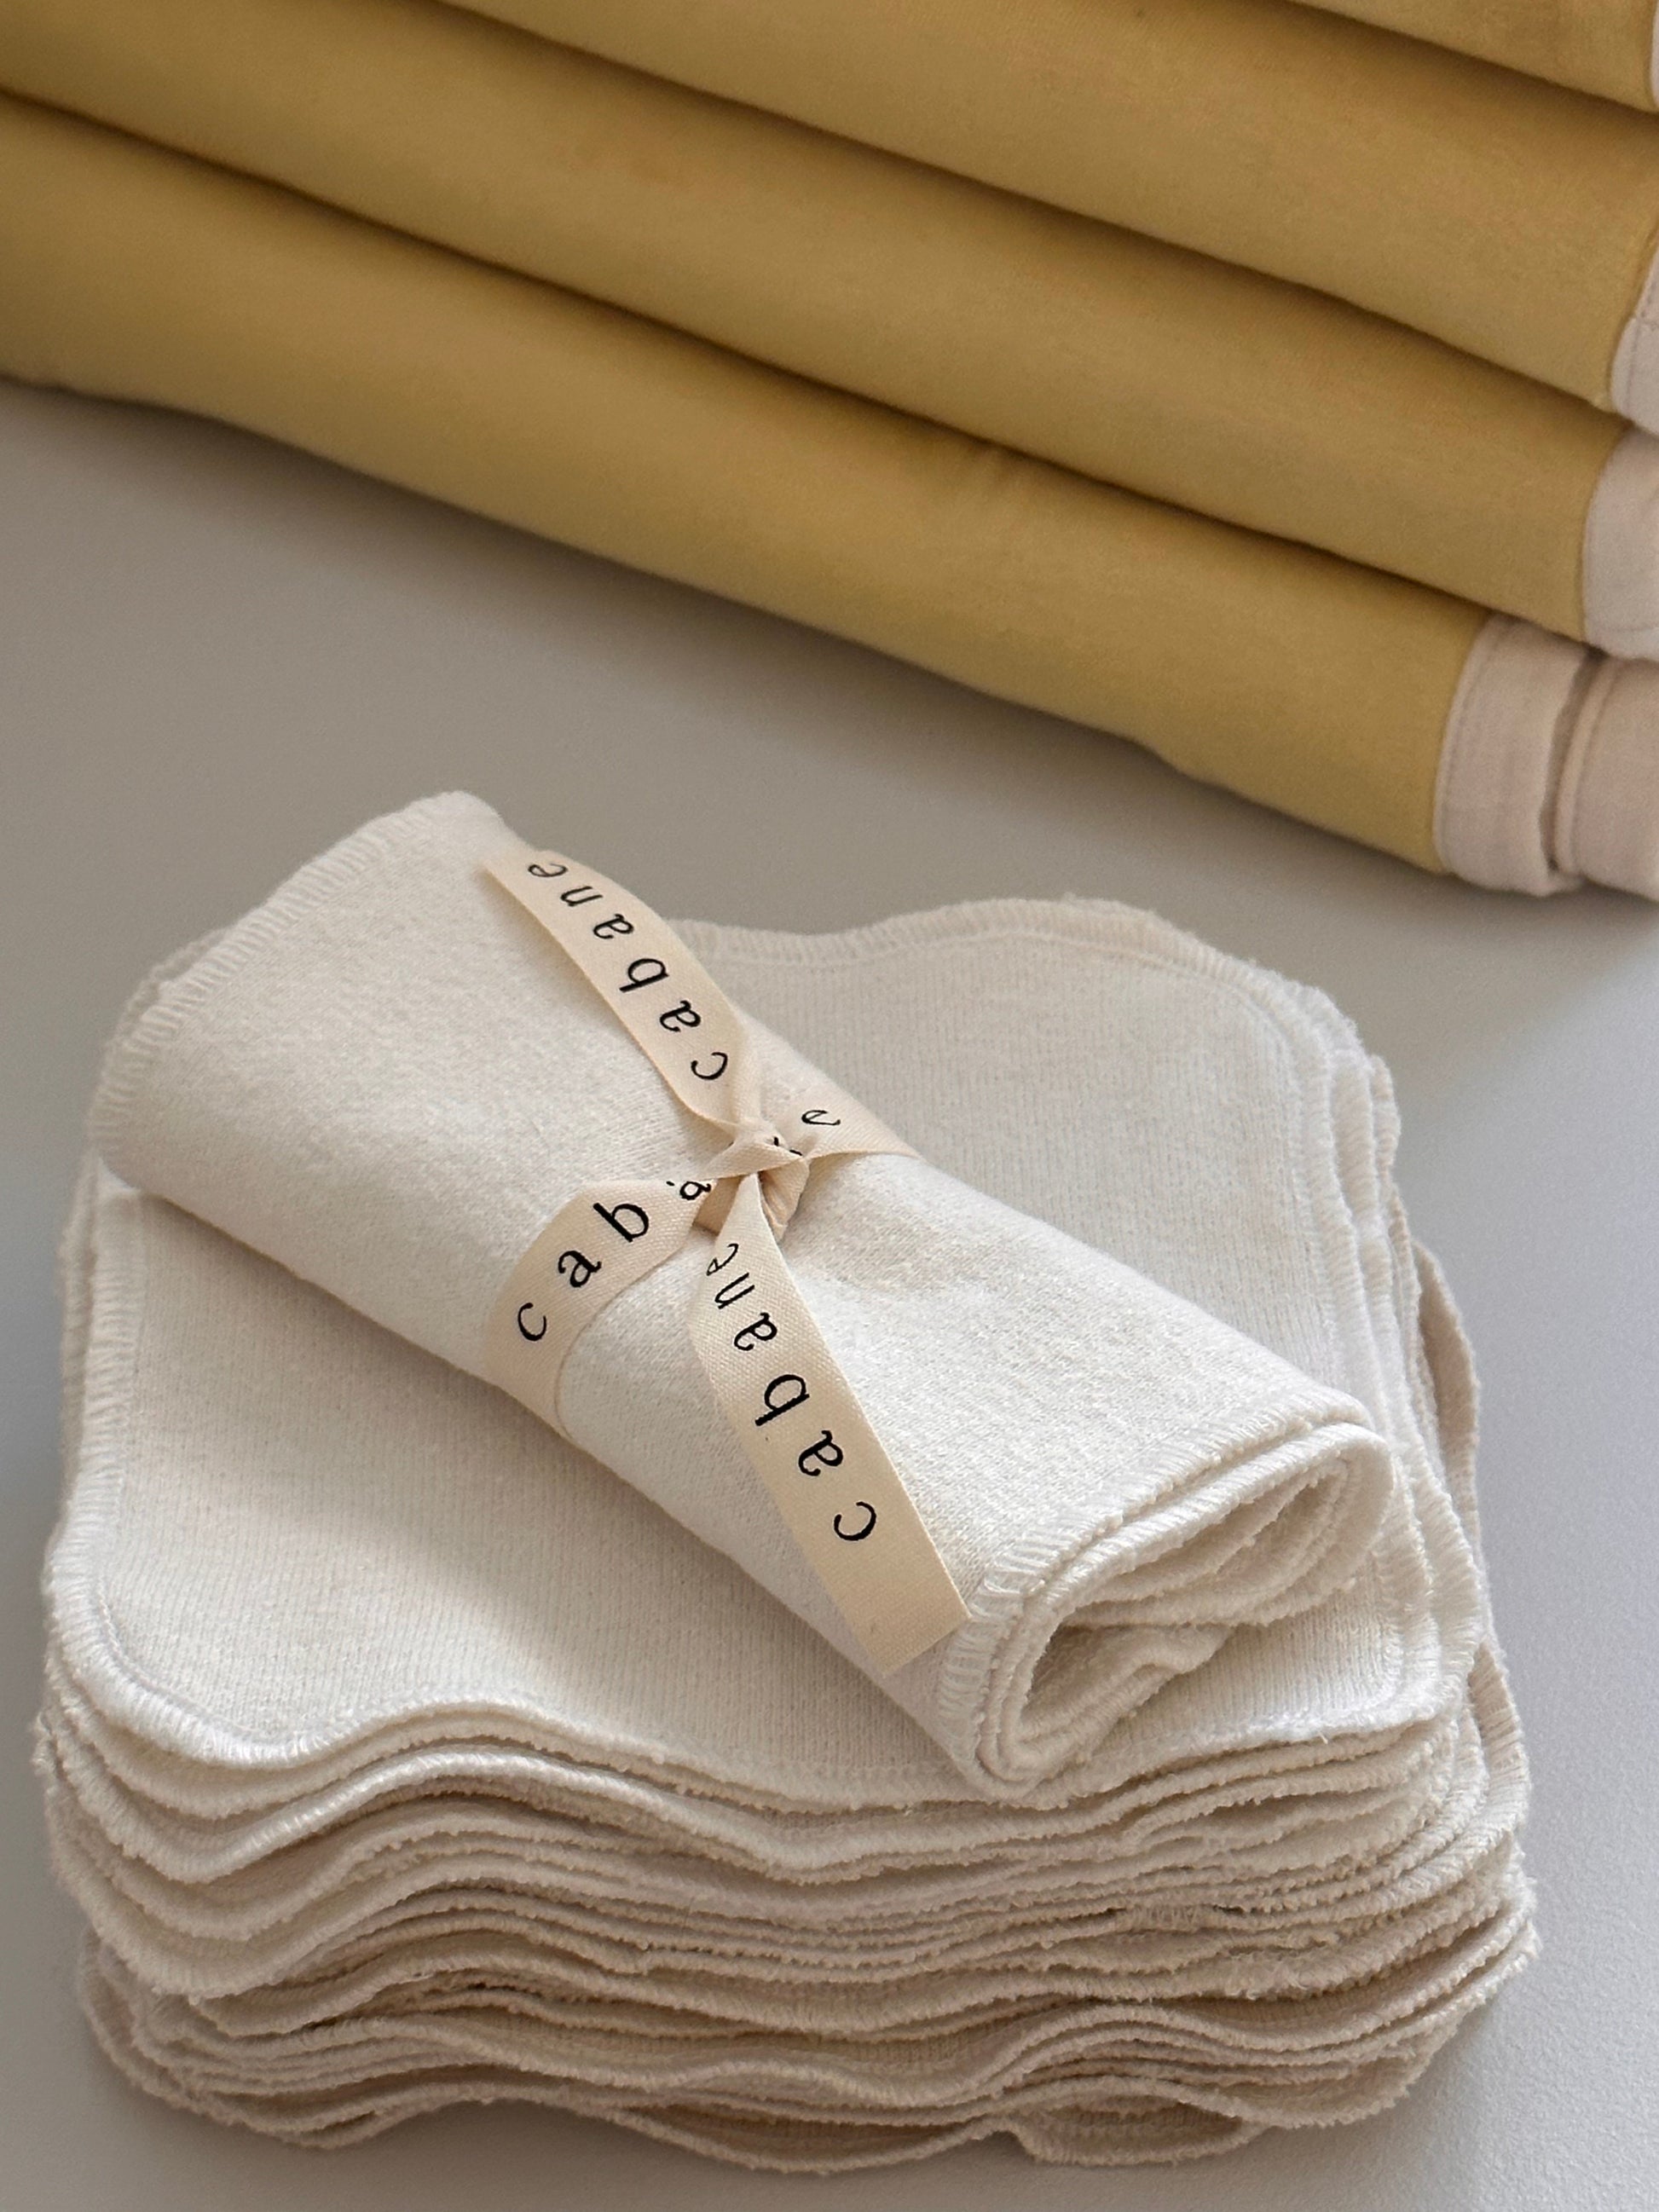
<box><xmin>483</xmin><ymin>844</ymin><xmax>969</xmax><ymax>1675</ymax></box>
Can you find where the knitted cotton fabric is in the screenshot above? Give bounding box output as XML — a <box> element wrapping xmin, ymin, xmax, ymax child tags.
<box><xmin>38</xmin><ymin>869</ymin><xmax>1531</xmax><ymax>2169</ymax></box>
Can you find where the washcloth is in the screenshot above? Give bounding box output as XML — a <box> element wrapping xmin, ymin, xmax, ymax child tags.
<box><xmin>86</xmin><ymin>793</ymin><xmax>1397</xmax><ymax>1791</ymax></box>
<box><xmin>40</xmin><ymin>876</ymin><xmax>1531</xmax><ymax>2168</ymax></box>
<box><xmin>9</xmin><ymin>0</ymin><xmax>1659</xmax><ymax>659</ymax></box>
<box><xmin>461</xmin><ymin>0</ymin><xmax>1659</xmax><ymax>427</ymax></box>
<box><xmin>5</xmin><ymin>99</ymin><xmax>1656</xmax><ymax>894</ymax></box>
<box><xmin>1295</xmin><ymin>2</ymin><xmax>1659</xmax><ymax>108</ymax></box>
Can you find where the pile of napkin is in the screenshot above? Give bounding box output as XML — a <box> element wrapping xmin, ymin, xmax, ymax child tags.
<box><xmin>37</xmin><ymin>797</ymin><xmax>1532</xmax><ymax>2169</ymax></box>
<box><xmin>2</xmin><ymin>0</ymin><xmax>1659</xmax><ymax>892</ymax></box>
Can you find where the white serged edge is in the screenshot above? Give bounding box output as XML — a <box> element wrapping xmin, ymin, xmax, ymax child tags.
<box><xmin>1582</xmin><ymin>424</ymin><xmax>1659</xmax><ymax>659</ymax></box>
<box><xmin>1436</xmin><ymin>615</ymin><xmax>1659</xmax><ymax>898</ymax></box>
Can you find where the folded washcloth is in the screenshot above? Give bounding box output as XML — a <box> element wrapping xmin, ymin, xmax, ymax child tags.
<box><xmin>4</xmin><ymin>97</ymin><xmax>1655</xmax><ymax>893</ymax></box>
<box><xmin>471</xmin><ymin>0</ymin><xmax>1659</xmax><ymax>424</ymax></box>
<box><xmin>40</xmin><ymin>877</ymin><xmax>1529</xmax><ymax>2168</ymax></box>
<box><xmin>9</xmin><ymin>0</ymin><xmax>1659</xmax><ymax>659</ymax></box>
<box><xmin>85</xmin><ymin>793</ymin><xmax>1397</xmax><ymax>1791</ymax></box>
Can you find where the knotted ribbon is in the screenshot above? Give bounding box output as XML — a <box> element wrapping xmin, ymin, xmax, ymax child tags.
<box><xmin>483</xmin><ymin>843</ymin><xmax>970</xmax><ymax>1674</ymax></box>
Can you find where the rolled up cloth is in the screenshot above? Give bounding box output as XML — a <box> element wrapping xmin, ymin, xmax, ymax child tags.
<box><xmin>9</xmin><ymin>0</ymin><xmax>1659</xmax><ymax>656</ymax></box>
<box><xmin>471</xmin><ymin>0</ymin><xmax>1659</xmax><ymax>424</ymax></box>
<box><xmin>89</xmin><ymin>792</ymin><xmax>1397</xmax><ymax>1795</ymax></box>
<box><xmin>1289</xmin><ymin>2</ymin><xmax>1659</xmax><ymax>110</ymax></box>
<box><xmin>6</xmin><ymin>98</ymin><xmax>1657</xmax><ymax>892</ymax></box>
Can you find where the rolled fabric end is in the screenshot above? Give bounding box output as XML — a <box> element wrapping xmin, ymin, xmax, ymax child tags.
<box><xmin>1433</xmin><ymin>610</ymin><xmax>1659</xmax><ymax>893</ymax></box>
<box><xmin>1583</xmin><ymin>424</ymin><xmax>1659</xmax><ymax>660</ymax></box>
<box><xmin>1435</xmin><ymin>615</ymin><xmax>1659</xmax><ymax>897</ymax></box>
<box><xmin>1433</xmin><ymin>616</ymin><xmax>1588</xmax><ymax>895</ymax></box>
<box><xmin>1610</xmin><ymin>242</ymin><xmax>1659</xmax><ymax>436</ymax></box>
<box><xmin>1552</xmin><ymin>656</ymin><xmax>1659</xmax><ymax>899</ymax></box>
<box><xmin>89</xmin><ymin>794</ymin><xmax>1401</xmax><ymax>1796</ymax></box>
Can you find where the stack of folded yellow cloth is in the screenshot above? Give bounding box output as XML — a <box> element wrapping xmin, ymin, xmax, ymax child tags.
<box><xmin>4</xmin><ymin>0</ymin><xmax>1657</xmax><ymax>886</ymax></box>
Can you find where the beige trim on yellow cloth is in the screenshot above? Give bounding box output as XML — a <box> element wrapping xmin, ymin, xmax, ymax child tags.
<box><xmin>1295</xmin><ymin>3</ymin><xmax>1658</xmax><ymax>111</ymax></box>
<box><xmin>3</xmin><ymin>0</ymin><xmax>1655</xmax><ymax>652</ymax></box>
<box><xmin>3</xmin><ymin>96</ymin><xmax>1651</xmax><ymax>893</ymax></box>
<box><xmin>457</xmin><ymin>0</ymin><xmax>1659</xmax><ymax>423</ymax></box>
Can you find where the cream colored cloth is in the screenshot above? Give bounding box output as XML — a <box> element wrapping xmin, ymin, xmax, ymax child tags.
<box><xmin>88</xmin><ymin>794</ymin><xmax>1395</xmax><ymax>1793</ymax></box>
<box><xmin>1435</xmin><ymin>617</ymin><xmax>1659</xmax><ymax>895</ymax></box>
<box><xmin>3</xmin><ymin>0</ymin><xmax>1652</xmax><ymax>656</ymax></box>
<box><xmin>42</xmin><ymin>882</ymin><xmax>1530</xmax><ymax>2168</ymax></box>
<box><xmin>471</xmin><ymin>0</ymin><xmax>1659</xmax><ymax>419</ymax></box>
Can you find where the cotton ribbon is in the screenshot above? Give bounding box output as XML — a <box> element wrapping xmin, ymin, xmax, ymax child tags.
<box><xmin>483</xmin><ymin>844</ymin><xmax>970</xmax><ymax>1673</ymax></box>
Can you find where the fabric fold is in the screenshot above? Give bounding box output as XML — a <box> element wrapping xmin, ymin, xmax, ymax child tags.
<box><xmin>0</xmin><ymin>94</ymin><xmax>1572</xmax><ymax>889</ymax></box>
<box><xmin>1291</xmin><ymin>2</ymin><xmax>1659</xmax><ymax>111</ymax></box>
<box><xmin>461</xmin><ymin>0</ymin><xmax>1659</xmax><ymax>419</ymax></box>
<box><xmin>0</xmin><ymin>0</ymin><xmax>1645</xmax><ymax>649</ymax></box>
<box><xmin>40</xmin><ymin>881</ymin><xmax>1530</xmax><ymax>2168</ymax></box>
<box><xmin>88</xmin><ymin>793</ymin><xmax>1396</xmax><ymax>1793</ymax></box>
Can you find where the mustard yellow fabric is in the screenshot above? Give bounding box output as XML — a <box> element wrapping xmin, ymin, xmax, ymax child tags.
<box><xmin>469</xmin><ymin>0</ymin><xmax>1659</xmax><ymax>407</ymax></box>
<box><xmin>1304</xmin><ymin>3</ymin><xmax>1656</xmax><ymax>110</ymax></box>
<box><xmin>0</xmin><ymin>0</ymin><xmax>1623</xmax><ymax>641</ymax></box>
<box><xmin>0</xmin><ymin>94</ymin><xmax>1477</xmax><ymax>868</ymax></box>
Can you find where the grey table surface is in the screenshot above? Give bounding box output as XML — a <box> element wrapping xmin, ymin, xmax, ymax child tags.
<box><xmin>2</xmin><ymin>379</ymin><xmax>1654</xmax><ymax>2212</ymax></box>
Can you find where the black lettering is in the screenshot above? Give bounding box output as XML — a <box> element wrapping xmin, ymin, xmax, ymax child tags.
<box><xmin>800</xmin><ymin>1108</ymin><xmax>842</xmax><ymax>1127</ymax></box>
<box><xmin>556</xmin><ymin>1250</ymin><xmax>601</xmax><ymax>1289</ymax></box>
<box><xmin>713</xmin><ymin>1272</ymin><xmax>754</xmax><ymax>1309</ymax></box>
<box><xmin>706</xmin><ymin>1242</ymin><xmax>740</xmax><ymax>1276</ymax></box>
<box><xmin>516</xmin><ymin>1302</ymin><xmax>547</xmax><ymax>1343</ymax></box>
<box><xmin>526</xmin><ymin>860</ymin><xmax>568</xmax><ymax>879</ymax></box>
<box><xmin>691</xmin><ymin>1052</ymin><xmax>729</xmax><ymax>1082</ymax></box>
<box><xmin>754</xmin><ymin>1373</ymin><xmax>809</xmax><ymax>1428</ymax></box>
<box><xmin>592</xmin><ymin>1199</ymin><xmax>650</xmax><ymax>1244</ymax></box>
<box><xmin>673</xmin><ymin>1179</ymin><xmax>713</xmax><ymax>1204</ymax></box>
<box><xmin>833</xmin><ymin>1501</ymin><xmax>877</xmax><ymax>1542</ymax></box>
<box><xmin>592</xmin><ymin>912</ymin><xmax>633</xmax><ymax>939</ymax></box>
<box><xmin>731</xmin><ymin>1313</ymin><xmax>777</xmax><ymax>1351</ymax></box>
<box><xmin>657</xmin><ymin>999</ymin><xmax>701</xmax><ymax>1032</ymax></box>
<box><xmin>558</xmin><ymin>884</ymin><xmax>602</xmax><ymax>907</ymax></box>
<box><xmin>796</xmin><ymin>1430</ymin><xmax>842</xmax><ymax>1478</ymax></box>
<box><xmin>619</xmin><ymin>956</ymin><xmax>668</xmax><ymax>993</ymax></box>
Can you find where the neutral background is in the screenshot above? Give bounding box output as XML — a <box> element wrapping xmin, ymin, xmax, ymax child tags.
<box><xmin>3</xmin><ymin>378</ymin><xmax>1654</xmax><ymax>2211</ymax></box>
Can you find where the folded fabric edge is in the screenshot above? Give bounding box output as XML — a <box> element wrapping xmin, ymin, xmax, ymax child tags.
<box><xmin>1433</xmin><ymin>614</ymin><xmax>1659</xmax><ymax>897</ymax></box>
<box><xmin>1582</xmin><ymin>424</ymin><xmax>1659</xmax><ymax>658</ymax></box>
<box><xmin>1610</xmin><ymin>236</ymin><xmax>1659</xmax><ymax>435</ymax></box>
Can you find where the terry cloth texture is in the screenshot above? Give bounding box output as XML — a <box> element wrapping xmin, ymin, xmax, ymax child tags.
<box><xmin>88</xmin><ymin>794</ymin><xmax>1396</xmax><ymax>1795</ymax></box>
<box><xmin>10</xmin><ymin>98</ymin><xmax>1659</xmax><ymax>891</ymax></box>
<box><xmin>456</xmin><ymin>0</ymin><xmax>1659</xmax><ymax>420</ymax></box>
<box><xmin>1288</xmin><ymin>2</ymin><xmax>1659</xmax><ymax>110</ymax></box>
<box><xmin>1</xmin><ymin>0</ymin><xmax>1652</xmax><ymax>654</ymax></box>
<box><xmin>42</xmin><ymin>852</ymin><xmax>1533</xmax><ymax>2169</ymax></box>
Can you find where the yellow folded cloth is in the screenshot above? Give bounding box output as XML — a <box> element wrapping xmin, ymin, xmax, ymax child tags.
<box><xmin>1299</xmin><ymin>2</ymin><xmax>1656</xmax><ymax>109</ymax></box>
<box><xmin>7</xmin><ymin>94</ymin><xmax>1657</xmax><ymax>896</ymax></box>
<box><xmin>9</xmin><ymin>0</ymin><xmax>1659</xmax><ymax>658</ymax></box>
<box><xmin>460</xmin><ymin>0</ymin><xmax>1659</xmax><ymax>424</ymax></box>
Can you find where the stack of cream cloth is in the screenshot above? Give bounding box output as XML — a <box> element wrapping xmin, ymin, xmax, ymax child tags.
<box><xmin>38</xmin><ymin>795</ymin><xmax>1532</xmax><ymax>2169</ymax></box>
